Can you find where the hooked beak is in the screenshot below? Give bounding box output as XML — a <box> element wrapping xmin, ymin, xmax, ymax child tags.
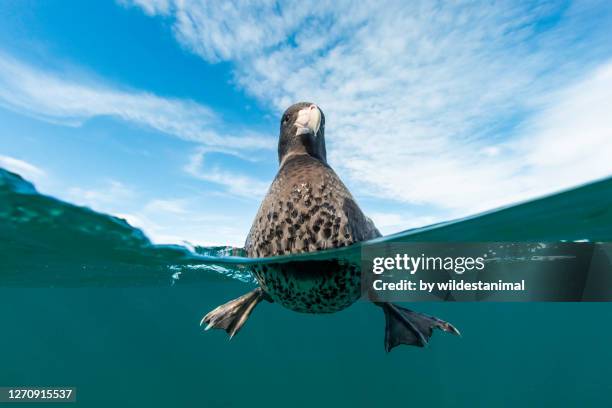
<box><xmin>294</xmin><ymin>104</ymin><xmax>321</xmax><ymax>137</ymax></box>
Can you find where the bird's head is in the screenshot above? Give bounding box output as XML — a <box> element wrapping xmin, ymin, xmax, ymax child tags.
<box><xmin>278</xmin><ymin>102</ymin><xmax>326</xmax><ymax>166</ymax></box>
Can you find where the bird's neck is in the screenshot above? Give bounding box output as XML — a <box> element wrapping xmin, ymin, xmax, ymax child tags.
<box><xmin>278</xmin><ymin>136</ymin><xmax>327</xmax><ymax>166</ymax></box>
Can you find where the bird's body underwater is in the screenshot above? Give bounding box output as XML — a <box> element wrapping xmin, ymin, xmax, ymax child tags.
<box><xmin>203</xmin><ymin>102</ymin><xmax>459</xmax><ymax>351</ymax></box>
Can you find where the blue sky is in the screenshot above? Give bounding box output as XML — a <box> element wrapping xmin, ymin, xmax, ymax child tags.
<box><xmin>0</xmin><ymin>1</ymin><xmax>611</xmax><ymax>246</ymax></box>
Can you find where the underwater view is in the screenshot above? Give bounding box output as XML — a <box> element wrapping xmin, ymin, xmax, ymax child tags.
<box><xmin>2</xmin><ymin>167</ymin><xmax>612</xmax><ymax>406</ymax></box>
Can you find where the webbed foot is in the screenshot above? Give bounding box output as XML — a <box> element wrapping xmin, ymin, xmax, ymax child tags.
<box><xmin>379</xmin><ymin>303</ymin><xmax>460</xmax><ymax>352</ymax></box>
<box><xmin>201</xmin><ymin>287</ymin><xmax>267</xmax><ymax>339</ymax></box>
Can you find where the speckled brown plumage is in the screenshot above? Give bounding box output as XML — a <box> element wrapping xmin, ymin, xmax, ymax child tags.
<box><xmin>245</xmin><ymin>154</ymin><xmax>380</xmax><ymax>258</ymax></box>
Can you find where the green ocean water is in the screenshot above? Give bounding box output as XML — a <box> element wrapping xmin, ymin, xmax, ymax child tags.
<box><xmin>1</xmin><ymin>167</ymin><xmax>612</xmax><ymax>407</ymax></box>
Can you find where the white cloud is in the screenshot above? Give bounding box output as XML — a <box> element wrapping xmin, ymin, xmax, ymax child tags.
<box><xmin>126</xmin><ymin>0</ymin><xmax>612</xmax><ymax>217</ymax></box>
<box><xmin>143</xmin><ymin>198</ymin><xmax>189</xmax><ymax>215</ymax></box>
<box><xmin>66</xmin><ymin>179</ymin><xmax>136</xmax><ymax>210</ymax></box>
<box><xmin>184</xmin><ymin>147</ymin><xmax>270</xmax><ymax>199</ymax></box>
<box><xmin>0</xmin><ymin>155</ymin><xmax>46</xmax><ymax>184</ymax></box>
<box><xmin>520</xmin><ymin>62</ymin><xmax>612</xmax><ymax>184</ymax></box>
<box><xmin>368</xmin><ymin>212</ymin><xmax>439</xmax><ymax>236</ymax></box>
<box><xmin>0</xmin><ymin>52</ymin><xmax>273</xmax><ymax>150</ymax></box>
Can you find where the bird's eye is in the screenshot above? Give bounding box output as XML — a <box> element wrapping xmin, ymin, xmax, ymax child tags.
<box><xmin>282</xmin><ymin>115</ymin><xmax>289</xmax><ymax>124</ymax></box>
